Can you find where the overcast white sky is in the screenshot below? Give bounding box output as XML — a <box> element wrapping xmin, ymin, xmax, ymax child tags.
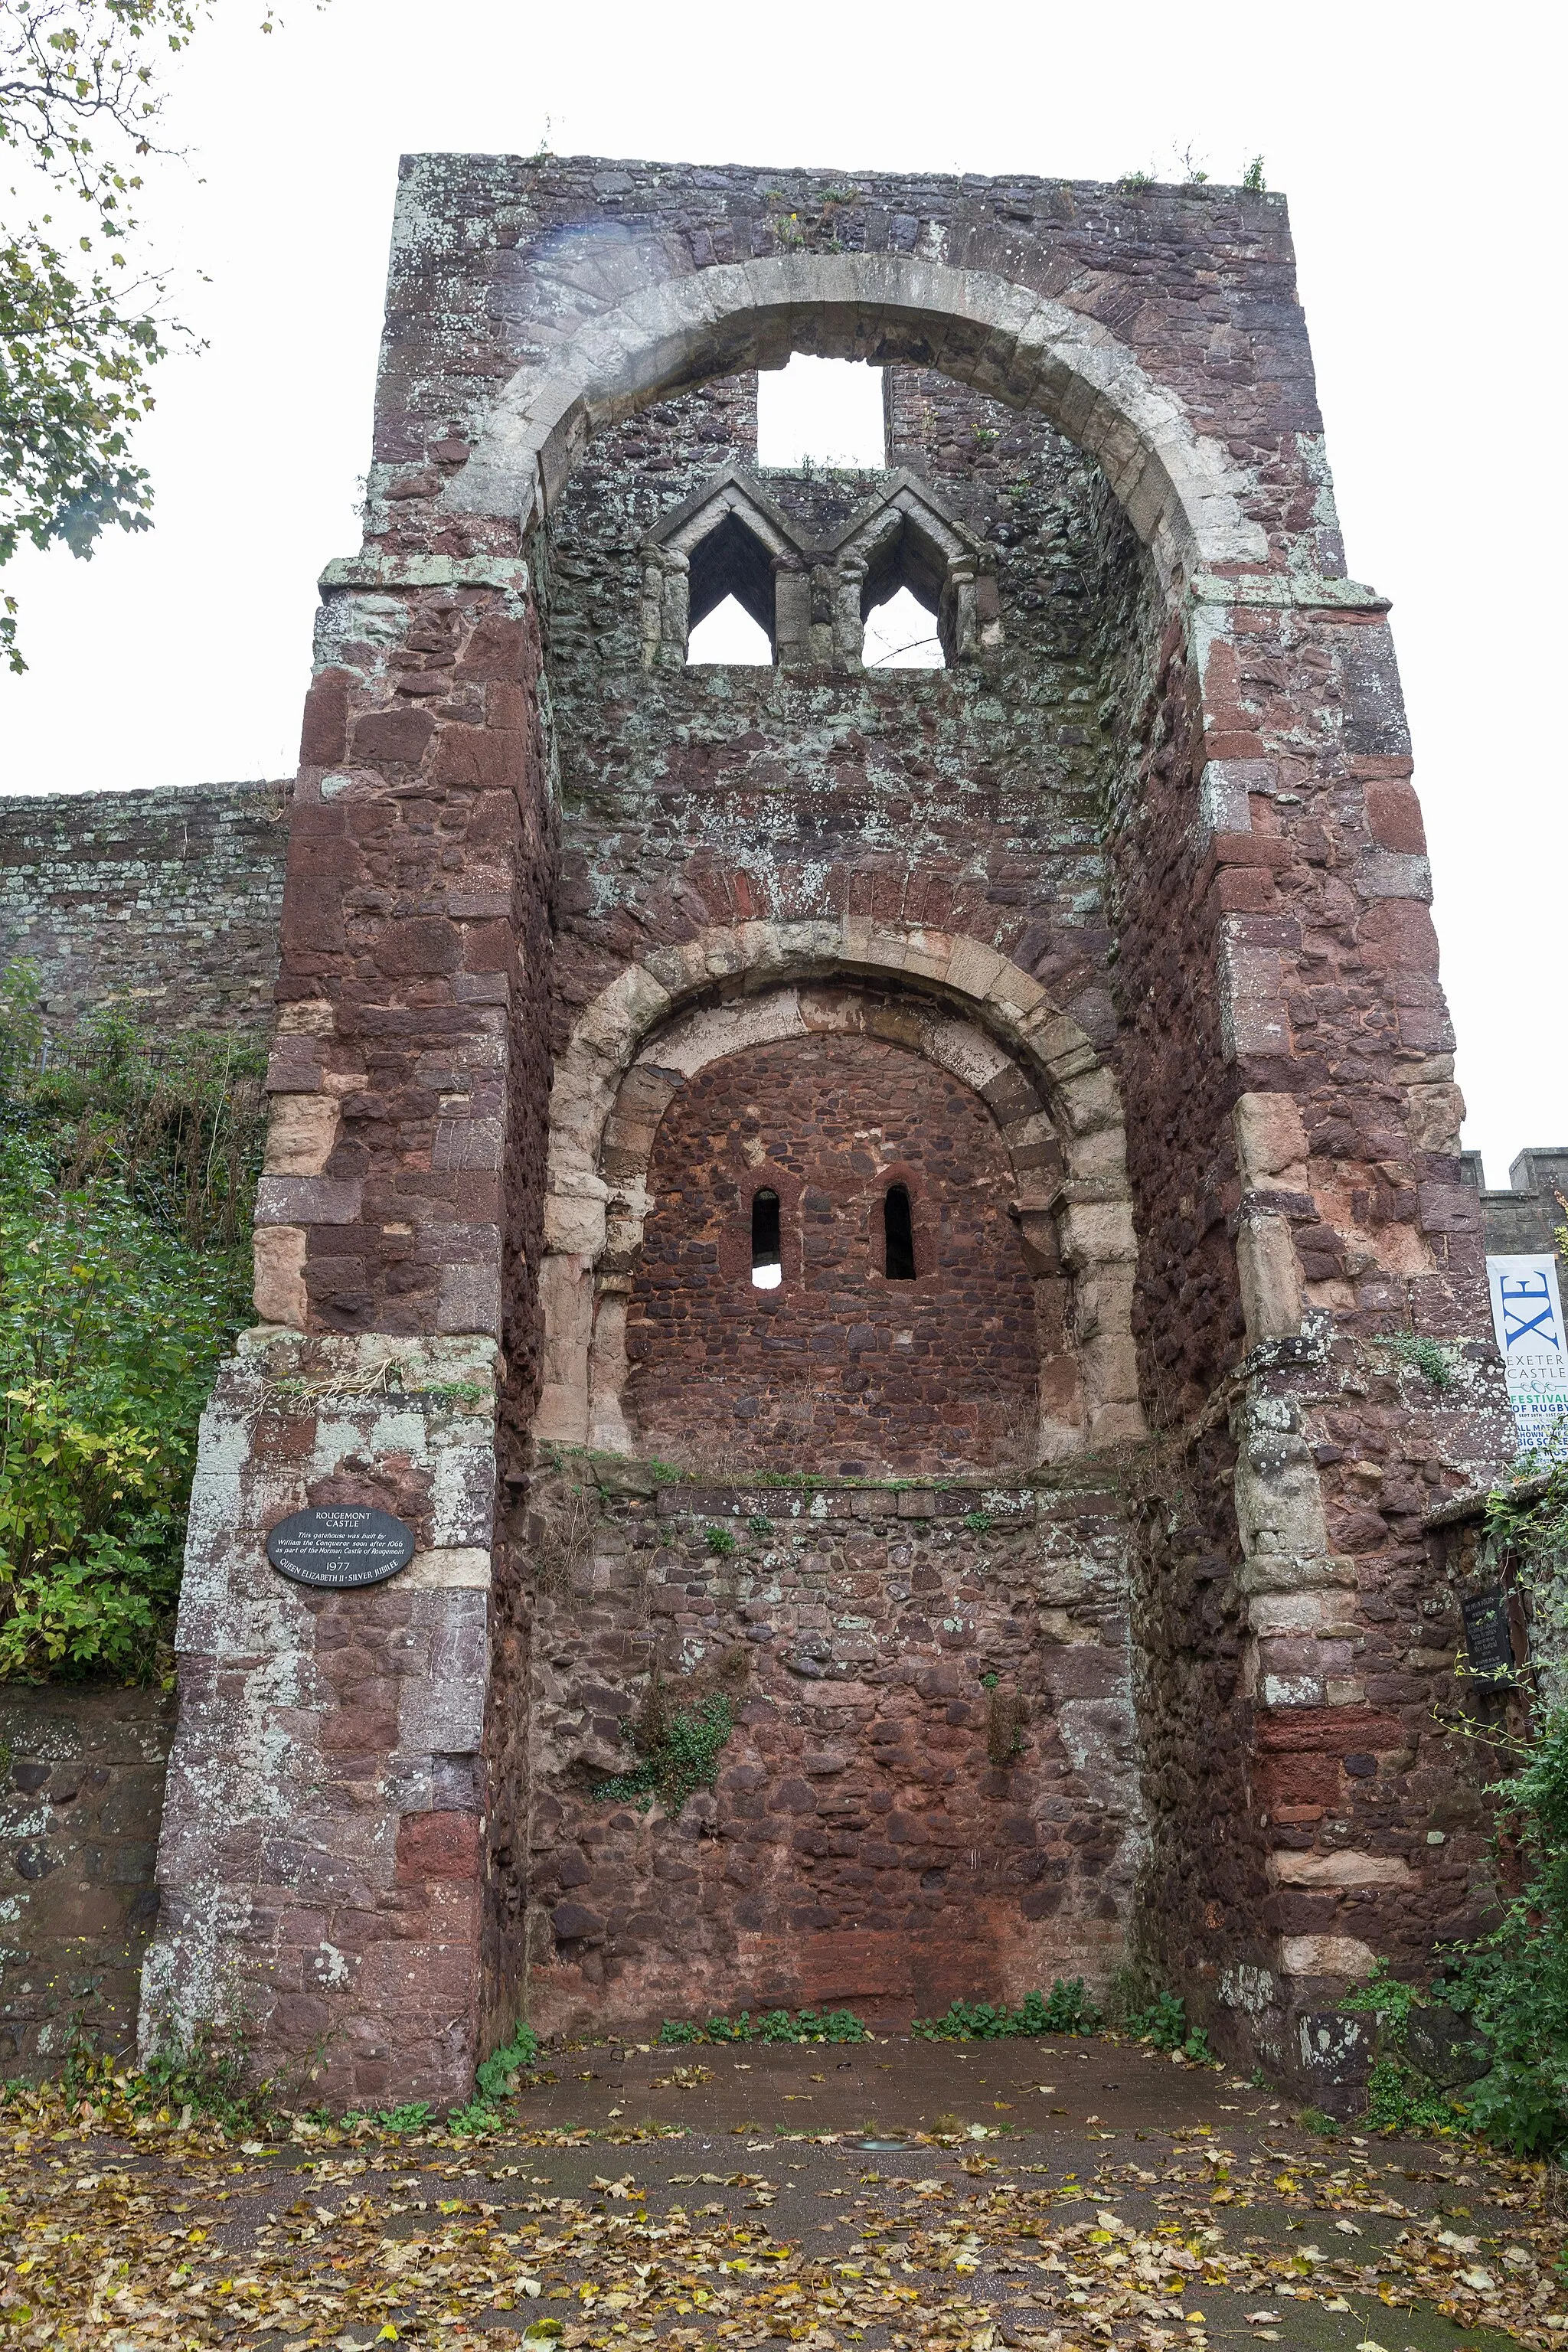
<box><xmin>0</xmin><ymin>0</ymin><xmax>1561</xmax><ymax>1185</ymax></box>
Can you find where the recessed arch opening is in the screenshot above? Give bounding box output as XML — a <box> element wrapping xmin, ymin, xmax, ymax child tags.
<box><xmin>535</xmin><ymin>925</ymin><xmax>1148</xmax><ymax>1468</ymax></box>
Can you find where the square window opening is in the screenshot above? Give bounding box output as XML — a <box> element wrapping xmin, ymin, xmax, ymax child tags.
<box><xmin>758</xmin><ymin>354</ymin><xmax>886</xmax><ymax>468</ymax></box>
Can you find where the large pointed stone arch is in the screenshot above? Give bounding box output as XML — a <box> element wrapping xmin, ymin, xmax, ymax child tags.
<box><xmin>534</xmin><ymin>919</ymin><xmax>1145</xmax><ymax>1460</ymax></box>
<box><xmin>457</xmin><ymin>251</ymin><xmax>1266</xmax><ymax>586</ymax></box>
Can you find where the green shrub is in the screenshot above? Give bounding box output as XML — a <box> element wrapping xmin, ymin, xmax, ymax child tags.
<box><xmin>475</xmin><ymin>2022</ymin><xmax>541</xmax><ymax>2103</ymax></box>
<box><xmin>1125</xmin><ymin>1988</ymin><xmax>1187</xmax><ymax>2047</ymax></box>
<box><xmin>1121</xmin><ymin>1988</ymin><xmax>1210</xmax><ymax>2061</ymax></box>
<box><xmin>0</xmin><ymin>964</ymin><xmax>264</xmax><ymax>1256</ymax></box>
<box><xmin>913</xmin><ymin>1979</ymin><xmax>1101</xmax><ymax>2041</ymax></box>
<box><xmin>342</xmin><ymin>2100</ymin><xmax>433</xmax><ymax>2135</ymax></box>
<box><xmin>656</xmin><ymin>2006</ymin><xmax>868</xmax><ymax>2047</ymax></box>
<box><xmin>594</xmin><ymin>1684</ymin><xmax>736</xmax><ymax>1816</ymax></box>
<box><xmin>1385</xmin><ymin>1468</ymin><xmax>1568</xmax><ymax>2151</ymax></box>
<box><xmin>130</xmin><ymin>2015</ymin><xmax>260</xmax><ymax>2129</ymax></box>
<box><xmin>1340</xmin><ymin>1964</ymin><xmax>1465</xmax><ymax>2138</ymax></box>
<box><xmin>0</xmin><ymin>1137</ymin><xmax>250</xmax><ymax>1680</ymax></box>
<box><xmin>1440</xmin><ymin>1710</ymin><xmax>1568</xmax><ymax>2153</ymax></box>
<box><xmin>0</xmin><ymin>969</ymin><xmax>263</xmax><ymax>1682</ymax></box>
<box><xmin>762</xmin><ymin>2007</ymin><xmax>867</xmax><ymax>2044</ymax></box>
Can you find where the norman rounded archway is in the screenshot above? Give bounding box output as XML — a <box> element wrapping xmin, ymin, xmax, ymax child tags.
<box><xmin>456</xmin><ymin>250</ymin><xmax>1267</xmax><ymax>586</ymax></box>
<box><xmin>534</xmin><ymin>920</ymin><xmax>1145</xmax><ymax>1463</ymax></box>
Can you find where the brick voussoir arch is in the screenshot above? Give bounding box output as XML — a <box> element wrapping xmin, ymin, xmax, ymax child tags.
<box><xmin>534</xmin><ymin>918</ymin><xmax>1146</xmax><ymax>1459</ymax></box>
<box><xmin>456</xmin><ymin>253</ymin><xmax>1267</xmax><ymax>586</ymax></box>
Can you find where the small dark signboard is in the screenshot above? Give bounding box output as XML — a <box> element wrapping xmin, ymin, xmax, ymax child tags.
<box><xmin>1462</xmin><ymin>1588</ymin><xmax>1516</xmax><ymax>1682</ymax></box>
<box><xmin>266</xmin><ymin>1507</ymin><xmax>416</xmax><ymax>1591</ymax></box>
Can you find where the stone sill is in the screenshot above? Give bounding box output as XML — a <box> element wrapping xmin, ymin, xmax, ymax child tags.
<box><xmin>574</xmin><ymin>1464</ymin><xmax>1125</xmax><ymax>1527</ymax></box>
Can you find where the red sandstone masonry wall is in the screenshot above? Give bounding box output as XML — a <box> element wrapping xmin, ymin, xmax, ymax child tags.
<box><xmin>1</xmin><ymin>1685</ymin><xmax>175</xmax><ymax>2073</ymax></box>
<box><xmin>276</xmin><ymin>575</ymin><xmax>550</xmax><ymax>1343</ymax></box>
<box><xmin>625</xmin><ymin>1035</ymin><xmax>1044</xmax><ymax>1475</ymax></box>
<box><xmin>142</xmin><ymin>157</ymin><xmax>1517</xmax><ymax>2097</ymax></box>
<box><xmin>144</xmin><ymin>567</ymin><xmax>557</xmax><ymax>2105</ymax></box>
<box><xmin>522</xmin><ymin>1468</ymin><xmax>1141</xmax><ymax>2037</ymax></box>
<box><xmin>1103</xmin><ymin>578</ymin><xmax>1511</xmax><ymax>2075</ymax></box>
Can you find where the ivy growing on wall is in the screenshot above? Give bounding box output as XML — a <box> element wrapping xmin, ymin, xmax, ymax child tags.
<box><xmin>1348</xmin><ymin>1467</ymin><xmax>1568</xmax><ymax>2152</ymax></box>
<box><xmin>1485</xmin><ymin>1458</ymin><xmax>1568</xmax><ymax>1710</ymax></box>
<box><xmin>0</xmin><ymin>962</ymin><xmax>264</xmax><ymax>1682</ymax></box>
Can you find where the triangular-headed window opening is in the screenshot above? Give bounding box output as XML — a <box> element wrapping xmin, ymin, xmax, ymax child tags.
<box><xmin>688</xmin><ymin>596</ymin><xmax>773</xmax><ymax>665</ymax></box>
<box><xmin>686</xmin><ymin>511</ymin><xmax>777</xmax><ymax>662</ymax></box>
<box><xmin>864</xmin><ymin>585</ymin><xmax>944</xmax><ymax>670</ymax></box>
<box><xmin>860</xmin><ymin>513</ymin><xmax>949</xmax><ymax>670</ymax></box>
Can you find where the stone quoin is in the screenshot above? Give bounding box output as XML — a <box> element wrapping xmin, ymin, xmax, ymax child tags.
<box><xmin>0</xmin><ymin>155</ymin><xmax>1523</xmax><ymax>2103</ymax></box>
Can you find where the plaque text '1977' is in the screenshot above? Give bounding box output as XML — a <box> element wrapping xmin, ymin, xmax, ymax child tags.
<box><xmin>266</xmin><ymin>1507</ymin><xmax>416</xmax><ymax>1591</ymax></box>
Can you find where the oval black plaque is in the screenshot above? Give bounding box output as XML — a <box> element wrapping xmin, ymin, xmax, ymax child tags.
<box><xmin>266</xmin><ymin>1506</ymin><xmax>416</xmax><ymax>1591</ymax></box>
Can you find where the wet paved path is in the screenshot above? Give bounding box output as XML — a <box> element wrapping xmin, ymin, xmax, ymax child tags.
<box><xmin>2</xmin><ymin>2038</ymin><xmax>1563</xmax><ymax>2350</ymax></box>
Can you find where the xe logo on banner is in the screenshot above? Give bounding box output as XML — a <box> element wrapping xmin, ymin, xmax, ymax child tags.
<box><xmin>1487</xmin><ymin>1253</ymin><xmax>1568</xmax><ymax>1458</ymax></box>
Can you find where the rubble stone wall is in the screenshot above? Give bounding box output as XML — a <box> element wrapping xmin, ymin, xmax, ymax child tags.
<box><xmin>624</xmin><ymin>1031</ymin><xmax>1047</xmax><ymax>1475</ymax></box>
<box><xmin>0</xmin><ymin>1684</ymin><xmax>175</xmax><ymax>2073</ymax></box>
<box><xmin>0</xmin><ymin>781</ymin><xmax>291</xmax><ymax>1034</ymax></box>
<box><xmin>521</xmin><ymin>1466</ymin><xmax>1140</xmax><ymax>2038</ymax></box>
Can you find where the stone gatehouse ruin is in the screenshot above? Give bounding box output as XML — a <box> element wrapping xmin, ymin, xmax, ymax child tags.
<box><xmin>0</xmin><ymin>155</ymin><xmax>1530</xmax><ymax>2105</ymax></box>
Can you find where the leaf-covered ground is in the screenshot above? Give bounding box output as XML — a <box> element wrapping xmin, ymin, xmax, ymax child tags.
<box><xmin>2</xmin><ymin>2040</ymin><xmax>1564</xmax><ymax>2351</ymax></box>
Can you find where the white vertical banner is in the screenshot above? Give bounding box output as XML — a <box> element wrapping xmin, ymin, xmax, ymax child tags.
<box><xmin>1487</xmin><ymin>1253</ymin><xmax>1568</xmax><ymax>1457</ymax></box>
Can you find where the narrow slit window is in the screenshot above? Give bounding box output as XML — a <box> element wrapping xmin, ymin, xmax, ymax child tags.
<box><xmin>751</xmin><ymin>1187</ymin><xmax>782</xmax><ymax>1288</ymax></box>
<box><xmin>884</xmin><ymin>1184</ymin><xmax>916</xmax><ymax>1280</ymax></box>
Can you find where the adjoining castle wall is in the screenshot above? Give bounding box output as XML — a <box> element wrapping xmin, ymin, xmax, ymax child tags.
<box><xmin>1463</xmin><ymin>1148</ymin><xmax>1568</xmax><ymax>1259</ymax></box>
<box><xmin>0</xmin><ymin>782</ymin><xmax>292</xmax><ymax>1035</ymax></box>
<box><xmin>0</xmin><ymin>1685</ymin><xmax>175</xmax><ymax>2071</ymax></box>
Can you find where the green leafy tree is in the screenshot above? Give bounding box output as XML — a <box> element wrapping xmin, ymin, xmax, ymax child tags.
<box><xmin>0</xmin><ymin>1132</ymin><xmax>242</xmax><ymax>1677</ymax></box>
<box><xmin>1</xmin><ymin>1</ymin><xmax>313</xmax><ymax>672</ymax></box>
<box><xmin>0</xmin><ymin>961</ymin><xmax>263</xmax><ymax>1679</ymax></box>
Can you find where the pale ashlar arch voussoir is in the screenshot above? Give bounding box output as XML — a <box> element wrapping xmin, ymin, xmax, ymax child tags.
<box><xmin>455</xmin><ymin>251</ymin><xmax>1267</xmax><ymax>586</ymax></box>
<box><xmin>534</xmin><ymin>918</ymin><xmax>1147</xmax><ymax>1464</ymax></box>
